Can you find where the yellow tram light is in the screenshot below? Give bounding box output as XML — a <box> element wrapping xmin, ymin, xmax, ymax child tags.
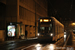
<box><xmin>72</xmin><ymin>23</ymin><xmax>75</xmax><ymax>25</ymax></box>
<box><xmin>44</xmin><ymin>19</ymin><xmax>49</xmax><ymax>22</ymax></box>
<box><xmin>40</xmin><ymin>19</ymin><xmax>42</xmax><ymax>22</ymax></box>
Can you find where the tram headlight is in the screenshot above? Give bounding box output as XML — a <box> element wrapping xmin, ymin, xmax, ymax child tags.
<box><xmin>50</xmin><ymin>33</ymin><xmax>53</xmax><ymax>36</ymax></box>
<box><xmin>37</xmin><ymin>33</ymin><xmax>40</xmax><ymax>36</ymax></box>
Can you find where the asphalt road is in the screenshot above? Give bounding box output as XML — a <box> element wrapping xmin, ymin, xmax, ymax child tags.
<box><xmin>0</xmin><ymin>37</ymin><xmax>65</xmax><ymax>50</ymax></box>
<box><xmin>15</xmin><ymin>38</ymin><xmax>64</xmax><ymax>50</ymax></box>
<box><xmin>0</xmin><ymin>39</ymin><xmax>38</xmax><ymax>50</ymax></box>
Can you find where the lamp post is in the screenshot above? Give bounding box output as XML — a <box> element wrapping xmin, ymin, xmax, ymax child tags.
<box><xmin>71</xmin><ymin>22</ymin><xmax>75</xmax><ymax>30</ymax></box>
<box><xmin>71</xmin><ymin>22</ymin><xmax>75</xmax><ymax>34</ymax></box>
<box><xmin>35</xmin><ymin>0</ymin><xmax>36</xmax><ymax>37</ymax></box>
<box><xmin>72</xmin><ymin>23</ymin><xmax>75</xmax><ymax>25</ymax></box>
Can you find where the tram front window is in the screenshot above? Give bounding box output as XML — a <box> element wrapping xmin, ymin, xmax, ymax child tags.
<box><xmin>40</xmin><ymin>23</ymin><xmax>52</xmax><ymax>34</ymax></box>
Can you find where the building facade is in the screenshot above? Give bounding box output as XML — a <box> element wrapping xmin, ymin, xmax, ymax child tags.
<box><xmin>0</xmin><ymin>0</ymin><xmax>48</xmax><ymax>40</ymax></box>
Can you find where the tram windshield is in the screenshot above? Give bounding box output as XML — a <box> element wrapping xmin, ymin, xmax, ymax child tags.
<box><xmin>40</xmin><ymin>23</ymin><xmax>52</xmax><ymax>34</ymax></box>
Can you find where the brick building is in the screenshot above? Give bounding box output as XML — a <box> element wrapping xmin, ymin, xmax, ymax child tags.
<box><xmin>0</xmin><ymin>0</ymin><xmax>48</xmax><ymax>40</ymax></box>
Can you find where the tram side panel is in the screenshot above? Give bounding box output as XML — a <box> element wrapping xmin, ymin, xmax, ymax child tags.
<box><xmin>55</xmin><ymin>21</ymin><xmax>64</xmax><ymax>41</ymax></box>
<box><xmin>54</xmin><ymin>19</ymin><xmax>58</xmax><ymax>41</ymax></box>
<box><xmin>52</xmin><ymin>18</ymin><xmax>64</xmax><ymax>41</ymax></box>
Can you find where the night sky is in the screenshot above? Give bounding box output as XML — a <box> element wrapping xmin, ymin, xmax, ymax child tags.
<box><xmin>48</xmin><ymin>0</ymin><xmax>75</xmax><ymax>22</ymax></box>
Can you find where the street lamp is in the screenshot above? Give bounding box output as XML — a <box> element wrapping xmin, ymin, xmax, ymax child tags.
<box><xmin>72</xmin><ymin>23</ymin><xmax>75</xmax><ymax>25</ymax></box>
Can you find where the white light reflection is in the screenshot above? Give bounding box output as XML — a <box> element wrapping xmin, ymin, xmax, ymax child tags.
<box><xmin>35</xmin><ymin>43</ymin><xmax>42</xmax><ymax>50</ymax></box>
<box><xmin>64</xmin><ymin>35</ymin><xmax>66</xmax><ymax>38</ymax></box>
<box><xmin>64</xmin><ymin>35</ymin><xmax>66</xmax><ymax>42</ymax></box>
<box><xmin>47</xmin><ymin>44</ymin><xmax>56</xmax><ymax>50</ymax></box>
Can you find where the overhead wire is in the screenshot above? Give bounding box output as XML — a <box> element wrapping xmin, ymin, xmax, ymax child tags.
<box><xmin>49</xmin><ymin>0</ymin><xmax>62</xmax><ymax>21</ymax></box>
<box><xmin>70</xmin><ymin>0</ymin><xmax>73</xmax><ymax>20</ymax></box>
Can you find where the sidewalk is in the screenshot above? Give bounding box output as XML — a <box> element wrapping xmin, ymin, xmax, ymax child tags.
<box><xmin>0</xmin><ymin>37</ymin><xmax>38</xmax><ymax>45</ymax></box>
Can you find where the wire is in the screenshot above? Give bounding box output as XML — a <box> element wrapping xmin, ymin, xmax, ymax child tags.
<box><xmin>69</xmin><ymin>0</ymin><xmax>73</xmax><ymax>21</ymax></box>
<box><xmin>70</xmin><ymin>0</ymin><xmax>73</xmax><ymax>12</ymax></box>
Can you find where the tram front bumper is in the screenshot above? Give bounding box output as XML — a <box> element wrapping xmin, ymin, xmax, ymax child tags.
<box><xmin>38</xmin><ymin>36</ymin><xmax>53</xmax><ymax>42</ymax></box>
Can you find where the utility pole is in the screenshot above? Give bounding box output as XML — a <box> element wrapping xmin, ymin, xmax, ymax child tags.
<box><xmin>34</xmin><ymin>0</ymin><xmax>36</xmax><ymax>37</ymax></box>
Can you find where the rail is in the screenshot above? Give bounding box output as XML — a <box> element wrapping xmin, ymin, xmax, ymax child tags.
<box><xmin>63</xmin><ymin>34</ymin><xmax>70</xmax><ymax>47</ymax></box>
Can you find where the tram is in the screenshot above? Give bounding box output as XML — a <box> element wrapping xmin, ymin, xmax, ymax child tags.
<box><xmin>37</xmin><ymin>17</ymin><xmax>64</xmax><ymax>42</ymax></box>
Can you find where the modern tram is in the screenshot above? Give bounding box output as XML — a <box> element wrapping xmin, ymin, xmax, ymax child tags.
<box><xmin>37</xmin><ymin>17</ymin><xmax>64</xmax><ymax>42</ymax></box>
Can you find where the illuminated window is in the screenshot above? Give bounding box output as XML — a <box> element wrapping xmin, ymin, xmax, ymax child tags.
<box><xmin>49</xmin><ymin>27</ymin><xmax>51</xmax><ymax>30</ymax></box>
<box><xmin>50</xmin><ymin>24</ymin><xmax>52</xmax><ymax>27</ymax></box>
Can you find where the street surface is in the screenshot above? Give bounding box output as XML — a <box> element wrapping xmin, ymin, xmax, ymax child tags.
<box><xmin>0</xmin><ymin>37</ymin><xmax>65</xmax><ymax>50</ymax></box>
<box><xmin>0</xmin><ymin>39</ymin><xmax>38</xmax><ymax>50</ymax></box>
<box><xmin>1</xmin><ymin>34</ymin><xmax>74</xmax><ymax>50</ymax></box>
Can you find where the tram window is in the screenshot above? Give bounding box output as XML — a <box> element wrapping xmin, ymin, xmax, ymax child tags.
<box><xmin>49</xmin><ymin>27</ymin><xmax>51</xmax><ymax>30</ymax></box>
<box><xmin>40</xmin><ymin>27</ymin><xmax>45</xmax><ymax>30</ymax></box>
<box><xmin>50</xmin><ymin>24</ymin><xmax>52</xmax><ymax>27</ymax></box>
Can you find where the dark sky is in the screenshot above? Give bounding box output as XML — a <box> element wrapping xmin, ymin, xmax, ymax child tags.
<box><xmin>48</xmin><ymin>0</ymin><xmax>75</xmax><ymax>22</ymax></box>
